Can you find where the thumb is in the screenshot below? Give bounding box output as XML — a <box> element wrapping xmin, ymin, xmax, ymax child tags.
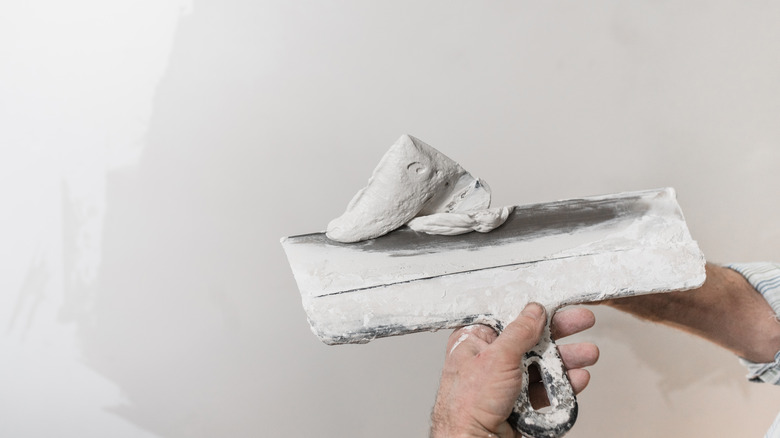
<box><xmin>492</xmin><ymin>303</ymin><xmax>546</xmax><ymax>363</ymax></box>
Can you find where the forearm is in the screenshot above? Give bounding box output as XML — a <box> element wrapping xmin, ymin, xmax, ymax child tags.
<box><xmin>604</xmin><ymin>263</ymin><xmax>780</xmax><ymax>363</ymax></box>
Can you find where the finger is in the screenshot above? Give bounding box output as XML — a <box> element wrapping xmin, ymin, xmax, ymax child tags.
<box><xmin>446</xmin><ymin>324</ymin><xmax>497</xmax><ymax>358</ymax></box>
<box><xmin>558</xmin><ymin>342</ymin><xmax>600</xmax><ymax>370</ymax></box>
<box><xmin>525</xmin><ymin>344</ymin><xmax>598</xmax><ymax>386</ymax></box>
<box><xmin>492</xmin><ymin>303</ymin><xmax>546</xmax><ymax>364</ymax></box>
<box><xmin>550</xmin><ymin>307</ymin><xmax>595</xmax><ymax>340</ymax></box>
<box><xmin>467</xmin><ymin>324</ymin><xmax>500</xmax><ymax>344</ymax></box>
<box><xmin>567</xmin><ymin>368</ymin><xmax>591</xmax><ymax>395</ymax></box>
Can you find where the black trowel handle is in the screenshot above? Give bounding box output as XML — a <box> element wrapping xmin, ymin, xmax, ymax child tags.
<box><xmin>509</xmin><ymin>324</ymin><xmax>578</xmax><ymax>438</ymax></box>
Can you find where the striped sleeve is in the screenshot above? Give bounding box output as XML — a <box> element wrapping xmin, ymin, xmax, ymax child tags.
<box><xmin>728</xmin><ymin>262</ymin><xmax>780</xmax><ymax>385</ymax></box>
<box><xmin>768</xmin><ymin>412</ymin><xmax>780</xmax><ymax>438</ymax></box>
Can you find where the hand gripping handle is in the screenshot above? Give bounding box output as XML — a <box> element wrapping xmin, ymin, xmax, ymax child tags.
<box><xmin>508</xmin><ymin>323</ymin><xmax>578</xmax><ymax>438</ymax></box>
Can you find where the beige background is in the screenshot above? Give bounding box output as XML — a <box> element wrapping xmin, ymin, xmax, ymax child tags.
<box><xmin>2</xmin><ymin>1</ymin><xmax>779</xmax><ymax>437</ymax></box>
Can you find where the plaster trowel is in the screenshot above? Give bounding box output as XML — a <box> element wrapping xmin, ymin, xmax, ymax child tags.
<box><xmin>282</xmin><ymin>185</ymin><xmax>705</xmax><ymax>437</ymax></box>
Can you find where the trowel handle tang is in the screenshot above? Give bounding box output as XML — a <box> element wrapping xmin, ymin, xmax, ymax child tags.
<box><xmin>509</xmin><ymin>322</ymin><xmax>578</xmax><ymax>438</ymax></box>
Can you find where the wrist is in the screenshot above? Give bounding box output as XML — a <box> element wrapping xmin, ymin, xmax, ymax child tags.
<box><xmin>430</xmin><ymin>426</ymin><xmax>498</xmax><ymax>438</ymax></box>
<box><xmin>430</xmin><ymin>406</ymin><xmax>499</xmax><ymax>438</ymax></box>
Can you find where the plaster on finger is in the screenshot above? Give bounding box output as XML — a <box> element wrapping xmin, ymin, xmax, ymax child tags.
<box><xmin>449</xmin><ymin>333</ymin><xmax>470</xmax><ymax>355</ymax></box>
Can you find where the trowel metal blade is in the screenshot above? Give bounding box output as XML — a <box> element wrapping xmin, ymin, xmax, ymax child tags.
<box><xmin>281</xmin><ymin>187</ymin><xmax>706</xmax><ymax>345</ymax></box>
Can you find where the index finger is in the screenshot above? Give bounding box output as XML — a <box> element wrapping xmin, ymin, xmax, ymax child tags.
<box><xmin>551</xmin><ymin>307</ymin><xmax>596</xmax><ymax>340</ymax></box>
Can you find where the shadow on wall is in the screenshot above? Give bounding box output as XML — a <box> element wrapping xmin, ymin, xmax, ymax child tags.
<box><xmin>8</xmin><ymin>255</ymin><xmax>50</xmax><ymax>340</ymax></box>
<box><xmin>71</xmin><ymin>4</ymin><xmax>306</xmax><ymax>436</ymax></box>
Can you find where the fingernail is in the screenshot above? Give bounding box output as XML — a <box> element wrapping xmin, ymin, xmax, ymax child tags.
<box><xmin>522</xmin><ymin>302</ymin><xmax>545</xmax><ymax>320</ymax></box>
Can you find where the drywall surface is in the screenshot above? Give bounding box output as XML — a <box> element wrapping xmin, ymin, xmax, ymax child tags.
<box><xmin>2</xmin><ymin>1</ymin><xmax>779</xmax><ymax>437</ymax></box>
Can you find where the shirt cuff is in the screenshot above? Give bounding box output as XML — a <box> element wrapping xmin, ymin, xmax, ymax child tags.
<box><xmin>727</xmin><ymin>262</ymin><xmax>780</xmax><ymax>385</ymax></box>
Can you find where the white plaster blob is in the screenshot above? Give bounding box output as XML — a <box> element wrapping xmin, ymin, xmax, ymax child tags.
<box><xmin>407</xmin><ymin>206</ymin><xmax>515</xmax><ymax>235</ymax></box>
<box><xmin>326</xmin><ymin>134</ymin><xmax>492</xmax><ymax>243</ymax></box>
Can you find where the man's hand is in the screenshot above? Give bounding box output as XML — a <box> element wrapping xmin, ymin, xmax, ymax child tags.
<box><xmin>430</xmin><ymin>303</ymin><xmax>599</xmax><ymax>438</ymax></box>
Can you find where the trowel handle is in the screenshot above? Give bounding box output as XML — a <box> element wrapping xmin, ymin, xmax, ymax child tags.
<box><xmin>510</xmin><ymin>324</ymin><xmax>578</xmax><ymax>438</ymax></box>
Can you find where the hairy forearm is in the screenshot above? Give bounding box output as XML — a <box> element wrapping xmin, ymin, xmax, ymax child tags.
<box><xmin>604</xmin><ymin>263</ymin><xmax>780</xmax><ymax>363</ymax></box>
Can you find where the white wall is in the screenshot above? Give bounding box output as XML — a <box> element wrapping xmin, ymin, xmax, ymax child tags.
<box><xmin>2</xmin><ymin>1</ymin><xmax>779</xmax><ymax>437</ymax></box>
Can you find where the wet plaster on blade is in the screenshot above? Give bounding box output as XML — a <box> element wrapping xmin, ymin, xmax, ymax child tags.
<box><xmin>408</xmin><ymin>206</ymin><xmax>515</xmax><ymax>235</ymax></box>
<box><xmin>326</xmin><ymin>135</ymin><xmax>510</xmax><ymax>243</ymax></box>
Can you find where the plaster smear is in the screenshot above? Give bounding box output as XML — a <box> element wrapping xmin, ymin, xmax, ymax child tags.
<box><xmin>326</xmin><ymin>135</ymin><xmax>510</xmax><ymax>242</ymax></box>
<box><xmin>449</xmin><ymin>333</ymin><xmax>469</xmax><ymax>355</ymax></box>
<box><xmin>408</xmin><ymin>206</ymin><xmax>515</xmax><ymax>235</ymax></box>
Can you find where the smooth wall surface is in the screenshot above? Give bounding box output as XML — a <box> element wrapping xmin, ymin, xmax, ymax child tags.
<box><xmin>2</xmin><ymin>1</ymin><xmax>779</xmax><ymax>437</ymax></box>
